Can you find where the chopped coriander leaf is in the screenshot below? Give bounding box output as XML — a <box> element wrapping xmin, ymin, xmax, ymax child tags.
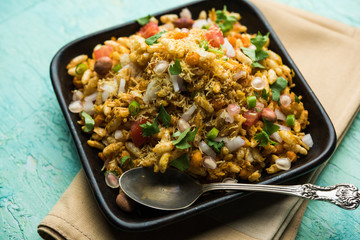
<box><xmin>113</xmin><ymin>63</ymin><xmax>122</xmax><ymax>72</ymax></box>
<box><xmin>170</xmin><ymin>154</ymin><xmax>190</xmax><ymax>171</ymax></box>
<box><xmin>129</xmin><ymin>100</ymin><xmax>140</xmax><ymax>116</ymax></box>
<box><xmin>158</xmin><ymin>105</ymin><xmax>171</xmax><ymax>127</ymax></box>
<box><xmin>140</xmin><ymin>117</ymin><xmax>159</xmax><ymax>137</ymax></box>
<box><xmin>294</xmin><ymin>95</ymin><xmax>300</xmax><ymax>103</ymax></box>
<box><xmin>75</xmin><ymin>63</ymin><xmax>87</xmax><ymax>75</ymax></box>
<box><xmin>251</xmin><ymin>62</ymin><xmax>265</xmax><ymax>69</ymax></box>
<box><xmin>199</xmin><ymin>40</ymin><xmax>209</xmax><ymax>50</ymax></box>
<box><xmin>254</xmin><ymin>131</ymin><xmax>278</xmax><ymax>147</ymax></box>
<box><xmin>81</xmin><ymin>111</ymin><xmax>95</xmax><ymax>133</ymax></box>
<box><xmin>251</xmin><ymin>32</ymin><xmax>270</xmax><ymax>51</ymax></box>
<box><xmin>215</xmin><ymin>5</ymin><xmax>237</xmax><ymax>33</ymax></box>
<box><xmin>136</xmin><ymin>14</ymin><xmax>153</xmax><ymax>26</ymax></box>
<box><xmin>247</xmin><ymin>95</ymin><xmax>257</xmax><ymax>109</ymax></box>
<box><xmin>241</xmin><ymin>47</ymin><xmax>256</xmax><ymax>60</ymax></box>
<box><xmin>286</xmin><ymin>114</ymin><xmax>295</xmax><ymax>127</ymax></box>
<box><xmin>261</xmin><ymin>89</ymin><xmax>269</xmax><ymax>101</ymax></box>
<box><xmin>172</xmin><ymin>128</ymin><xmax>191</xmax><ymax>145</ymax></box>
<box><xmin>173</xmin><ymin>131</ymin><xmax>181</xmax><ymax>138</ymax></box>
<box><xmin>270</xmin><ymin>77</ymin><xmax>288</xmax><ymax>101</ymax></box>
<box><xmin>207</xmin><ymin>127</ymin><xmax>219</xmax><ymax>140</ymax></box>
<box><xmin>119</xmin><ymin>156</ymin><xmax>132</xmax><ymax>167</ymax></box>
<box><xmin>169</xmin><ymin>59</ymin><xmax>182</xmax><ymax>75</ymax></box>
<box><xmin>145</xmin><ymin>31</ymin><xmax>166</xmax><ymax>45</ymax></box>
<box><xmin>207</xmin><ymin>139</ymin><xmax>224</xmax><ymax>153</ymax></box>
<box><xmin>172</xmin><ymin>127</ymin><xmax>199</xmax><ymax>149</ymax></box>
<box><xmin>263</xmin><ymin>118</ymin><xmax>280</xmax><ymax>136</ymax></box>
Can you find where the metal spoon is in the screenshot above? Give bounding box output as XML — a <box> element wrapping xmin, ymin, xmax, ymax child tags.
<box><xmin>119</xmin><ymin>167</ymin><xmax>360</xmax><ymax>211</ymax></box>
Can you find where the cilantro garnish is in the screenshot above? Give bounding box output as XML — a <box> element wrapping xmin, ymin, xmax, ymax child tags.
<box><xmin>169</xmin><ymin>59</ymin><xmax>182</xmax><ymax>75</ymax></box>
<box><xmin>294</xmin><ymin>95</ymin><xmax>300</xmax><ymax>103</ymax></box>
<box><xmin>172</xmin><ymin>127</ymin><xmax>199</xmax><ymax>149</ymax></box>
<box><xmin>270</xmin><ymin>77</ymin><xmax>288</xmax><ymax>101</ymax></box>
<box><xmin>119</xmin><ymin>156</ymin><xmax>133</xmax><ymax>167</ymax></box>
<box><xmin>241</xmin><ymin>32</ymin><xmax>270</xmax><ymax>68</ymax></box>
<box><xmin>207</xmin><ymin>139</ymin><xmax>224</xmax><ymax>153</ymax></box>
<box><xmin>81</xmin><ymin>111</ymin><xmax>95</xmax><ymax>133</ymax></box>
<box><xmin>254</xmin><ymin>118</ymin><xmax>280</xmax><ymax>146</ymax></box>
<box><xmin>140</xmin><ymin>117</ymin><xmax>160</xmax><ymax>137</ymax></box>
<box><xmin>170</xmin><ymin>154</ymin><xmax>190</xmax><ymax>171</ymax></box>
<box><xmin>158</xmin><ymin>105</ymin><xmax>171</xmax><ymax>127</ymax></box>
<box><xmin>136</xmin><ymin>15</ymin><xmax>153</xmax><ymax>26</ymax></box>
<box><xmin>215</xmin><ymin>6</ymin><xmax>237</xmax><ymax>33</ymax></box>
<box><xmin>145</xmin><ymin>31</ymin><xmax>166</xmax><ymax>45</ymax></box>
<box><xmin>199</xmin><ymin>40</ymin><xmax>209</xmax><ymax>50</ymax></box>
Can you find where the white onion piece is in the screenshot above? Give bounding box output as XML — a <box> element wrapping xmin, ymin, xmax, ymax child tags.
<box><xmin>154</xmin><ymin>61</ymin><xmax>169</xmax><ymax>75</ymax></box>
<box><xmin>251</xmin><ymin>76</ymin><xmax>266</xmax><ymax>90</ymax></box>
<box><xmin>192</xmin><ymin>19</ymin><xmax>208</xmax><ymax>29</ymax></box>
<box><xmin>84</xmin><ymin>91</ymin><xmax>97</xmax><ymax>102</ymax></box>
<box><xmin>180</xmin><ymin>8</ymin><xmax>192</xmax><ymax>19</ymax></box>
<box><xmin>255</xmin><ymin>102</ymin><xmax>264</xmax><ymax>111</ymax></box>
<box><xmin>280</xmin><ymin>94</ymin><xmax>292</xmax><ymax>107</ymax></box>
<box><xmin>233</xmin><ymin>70</ymin><xmax>246</xmax><ymax>80</ymax></box>
<box><xmin>275</xmin><ymin>158</ymin><xmax>291</xmax><ymax>171</ymax></box>
<box><xmin>114</xmin><ymin>130</ymin><xmax>123</xmax><ymax>140</ymax></box>
<box><xmin>275</xmin><ymin>109</ymin><xmax>286</xmax><ymax>121</ymax></box>
<box><xmin>225</xmin><ymin>136</ymin><xmax>245</xmax><ymax>153</ymax></box>
<box><xmin>223</xmin><ymin>38</ymin><xmax>235</xmax><ymax>58</ymax></box>
<box><xmin>199</xmin><ymin>141</ymin><xmax>216</xmax><ymax>159</ymax></box>
<box><xmin>181</xmin><ymin>105</ymin><xmax>197</xmax><ymax>121</ymax></box>
<box><xmin>101</xmin><ymin>84</ymin><xmax>115</xmax><ymax>102</ymax></box>
<box><xmin>276</xmin><ymin>124</ymin><xmax>291</xmax><ymax>131</ymax></box>
<box><xmin>227</xmin><ymin>103</ymin><xmax>240</xmax><ymax>116</ymax></box>
<box><xmin>177</xmin><ymin>76</ymin><xmax>185</xmax><ymax>91</ymax></box>
<box><xmin>270</xmin><ymin>132</ymin><xmax>282</xmax><ymax>143</ymax></box>
<box><xmin>213</xmin><ymin>137</ymin><xmax>227</xmax><ymax>143</ymax></box>
<box><xmin>222</xmin><ymin>177</ymin><xmax>238</xmax><ymax>183</ymax></box>
<box><xmin>143</xmin><ymin>80</ymin><xmax>159</xmax><ymax>104</ymax></box>
<box><xmin>104</xmin><ymin>171</ymin><xmax>119</xmax><ymax>188</ymax></box>
<box><xmin>83</xmin><ymin>100</ymin><xmax>95</xmax><ymax>115</ymax></box>
<box><xmin>178</xmin><ymin>118</ymin><xmax>191</xmax><ymax>132</ymax></box>
<box><xmin>72</xmin><ymin>90</ymin><xmax>84</xmax><ymax>101</ymax></box>
<box><xmin>118</xmin><ymin>78</ymin><xmax>126</xmax><ymax>93</ymax></box>
<box><xmin>302</xmin><ymin>134</ymin><xmax>313</xmax><ymax>148</ymax></box>
<box><xmin>170</xmin><ymin>75</ymin><xmax>180</xmax><ymax>92</ymax></box>
<box><xmin>202</xmin><ymin>156</ymin><xmax>217</xmax><ymax>169</ymax></box>
<box><xmin>68</xmin><ymin>100</ymin><xmax>83</xmax><ymax>113</ymax></box>
<box><xmin>221</xmin><ymin>110</ymin><xmax>234</xmax><ymax>123</ymax></box>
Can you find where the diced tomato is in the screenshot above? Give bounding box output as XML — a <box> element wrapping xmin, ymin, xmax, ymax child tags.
<box><xmin>205</xmin><ymin>25</ymin><xmax>224</xmax><ymax>48</ymax></box>
<box><xmin>138</xmin><ymin>21</ymin><xmax>159</xmax><ymax>39</ymax></box>
<box><xmin>94</xmin><ymin>45</ymin><xmax>112</xmax><ymax>60</ymax></box>
<box><xmin>243</xmin><ymin>110</ymin><xmax>261</xmax><ymax>127</ymax></box>
<box><xmin>131</xmin><ymin>119</ymin><xmax>148</xmax><ymax>147</ymax></box>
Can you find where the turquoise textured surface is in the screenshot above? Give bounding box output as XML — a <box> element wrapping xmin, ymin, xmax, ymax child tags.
<box><xmin>0</xmin><ymin>0</ymin><xmax>359</xmax><ymax>239</ymax></box>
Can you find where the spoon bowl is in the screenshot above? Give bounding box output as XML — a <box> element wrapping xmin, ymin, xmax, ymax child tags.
<box><xmin>119</xmin><ymin>167</ymin><xmax>360</xmax><ymax>211</ymax></box>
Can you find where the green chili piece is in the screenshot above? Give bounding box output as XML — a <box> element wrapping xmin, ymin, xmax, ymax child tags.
<box><xmin>128</xmin><ymin>100</ymin><xmax>140</xmax><ymax>116</ymax></box>
<box><xmin>75</xmin><ymin>63</ymin><xmax>87</xmax><ymax>75</ymax></box>
<box><xmin>207</xmin><ymin>127</ymin><xmax>219</xmax><ymax>140</ymax></box>
<box><xmin>286</xmin><ymin>114</ymin><xmax>295</xmax><ymax>127</ymax></box>
<box><xmin>247</xmin><ymin>95</ymin><xmax>257</xmax><ymax>109</ymax></box>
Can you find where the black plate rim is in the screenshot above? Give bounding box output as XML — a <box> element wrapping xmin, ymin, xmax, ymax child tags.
<box><xmin>50</xmin><ymin>0</ymin><xmax>337</xmax><ymax>232</ymax></box>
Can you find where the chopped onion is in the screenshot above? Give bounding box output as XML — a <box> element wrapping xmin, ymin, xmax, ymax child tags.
<box><xmin>178</xmin><ymin>118</ymin><xmax>191</xmax><ymax>132</ymax></box>
<box><xmin>192</xmin><ymin>19</ymin><xmax>209</xmax><ymax>29</ymax></box>
<box><xmin>225</xmin><ymin>136</ymin><xmax>245</xmax><ymax>153</ymax></box>
<box><xmin>154</xmin><ymin>61</ymin><xmax>169</xmax><ymax>75</ymax></box>
<box><xmin>202</xmin><ymin>156</ymin><xmax>217</xmax><ymax>169</ymax></box>
<box><xmin>118</xmin><ymin>78</ymin><xmax>126</xmax><ymax>93</ymax></box>
<box><xmin>84</xmin><ymin>91</ymin><xmax>97</xmax><ymax>102</ymax></box>
<box><xmin>270</xmin><ymin>132</ymin><xmax>282</xmax><ymax>143</ymax></box>
<box><xmin>72</xmin><ymin>90</ymin><xmax>84</xmax><ymax>101</ymax></box>
<box><xmin>302</xmin><ymin>134</ymin><xmax>313</xmax><ymax>148</ymax></box>
<box><xmin>213</xmin><ymin>137</ymin><xmax>227</xmax><ymax>143</ymax></box>
<box><xmin>105</xmin><ymin>171</ymin><xmax>119</xmax><ymax>188</ymax></box>
<box><xmin>170</xmin><ymin>75</ymin><xmax>180</xmax><ymax>92</ymax></box>
<box><xmin>222</xmin><ymin>177</ymin><xmax>238</xmax><ymax>183</ymax></box>
<box><xmin>221</xmin><ymin>110</ymin><xmax>234</xmax><ymax>123</ymax></box>
<box><xmin>275</xmin><ymin>158</ymin><xmax>291</xmax><ymax>171</ymax></box>
<box><xmin>101</xmin><ymin>84</ymin><xmax>115</xmax><ymax>102</ymax></box>
<box><xmin>251</xmin><ymin>76</ymin><xmax>266</xmax><ymax>90</ymax></box>
<box><xmin>199</xmin><ymin>141</ymin><xmax>216</xmax><ymax>159</ymax></box>
<box><xmin>223</xmin><ymin>38</ymin><xmax>235</xmax><ymax>58</ymax></box>
<box><xmin>256</xmin><ymin>102</ymin><xmax>264</xmax><ymax>111</ymax></box>
<box><xmin>181</xmin><ymin>105</ymin><xmax>197</xmax><ymax>121</ymax></box>
<box><xmin>232</xmin><ymin>70</ymin><xmax>246</xmax><ymax>81</ymax></box>
<box><xmin>280</xmin><ymin>94</ymin><xmax>292</xmax><ymax>107</ymax></box>
<box><xmin>114</xmin><ymin>130</ymin><xmax>123</xmax><ymax>140</ymax></box>
<box><xmin>275</xmin><ymin>124</ymin><xmax>291</xmax><ymax>131</ymax></box>
<box><xmin>227</xmin><ymin>103</ymin><xmax>240</xmax><ymax>116</ymax></box>
<box><xmin>275</xmin><ymin>109</ymin><xmax>286</xmax><ymax>121</ymax></box>
<box><xmin>83</xmin><ymin>100</ymin><xmax>94</xmax><ymax>115</ymax></box>
<box><xmin>180</xmin><ymin>8</ymin><xmax>192</xmax><ymax>19</ymax></box>
<box><xmin>68</xmin><ymin>100</ymin><xmax>83</xmax><ymax>113</ymax></box>
<box><xmin>143</xmin><ymin>80</ymin><xmax>159</xmax><ymax>104</ymax></box>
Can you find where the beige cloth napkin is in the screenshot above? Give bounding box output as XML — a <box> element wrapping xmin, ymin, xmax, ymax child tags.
<box><xmin>38</xmin><ymin>0</ymin><xmax>360</xmax><ymax>239</ymax></box>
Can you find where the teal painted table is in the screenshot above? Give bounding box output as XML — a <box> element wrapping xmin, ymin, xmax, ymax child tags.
<box><xmin>1</xmin><ymin>0</ymin><xmax>359</xmax><ymax>239</ymax></box>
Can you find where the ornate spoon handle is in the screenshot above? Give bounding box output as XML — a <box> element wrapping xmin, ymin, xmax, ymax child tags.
<box><xmin>202</xmin><ymin>183</ymin><xmax>360</xmax><ymax>210</ymax></box>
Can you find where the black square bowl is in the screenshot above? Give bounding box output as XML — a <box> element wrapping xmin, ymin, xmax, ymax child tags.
<box><xmin>50</xmin><ymin>0</ymin><xmax>336</xmax><ymax>232</ymax></box>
